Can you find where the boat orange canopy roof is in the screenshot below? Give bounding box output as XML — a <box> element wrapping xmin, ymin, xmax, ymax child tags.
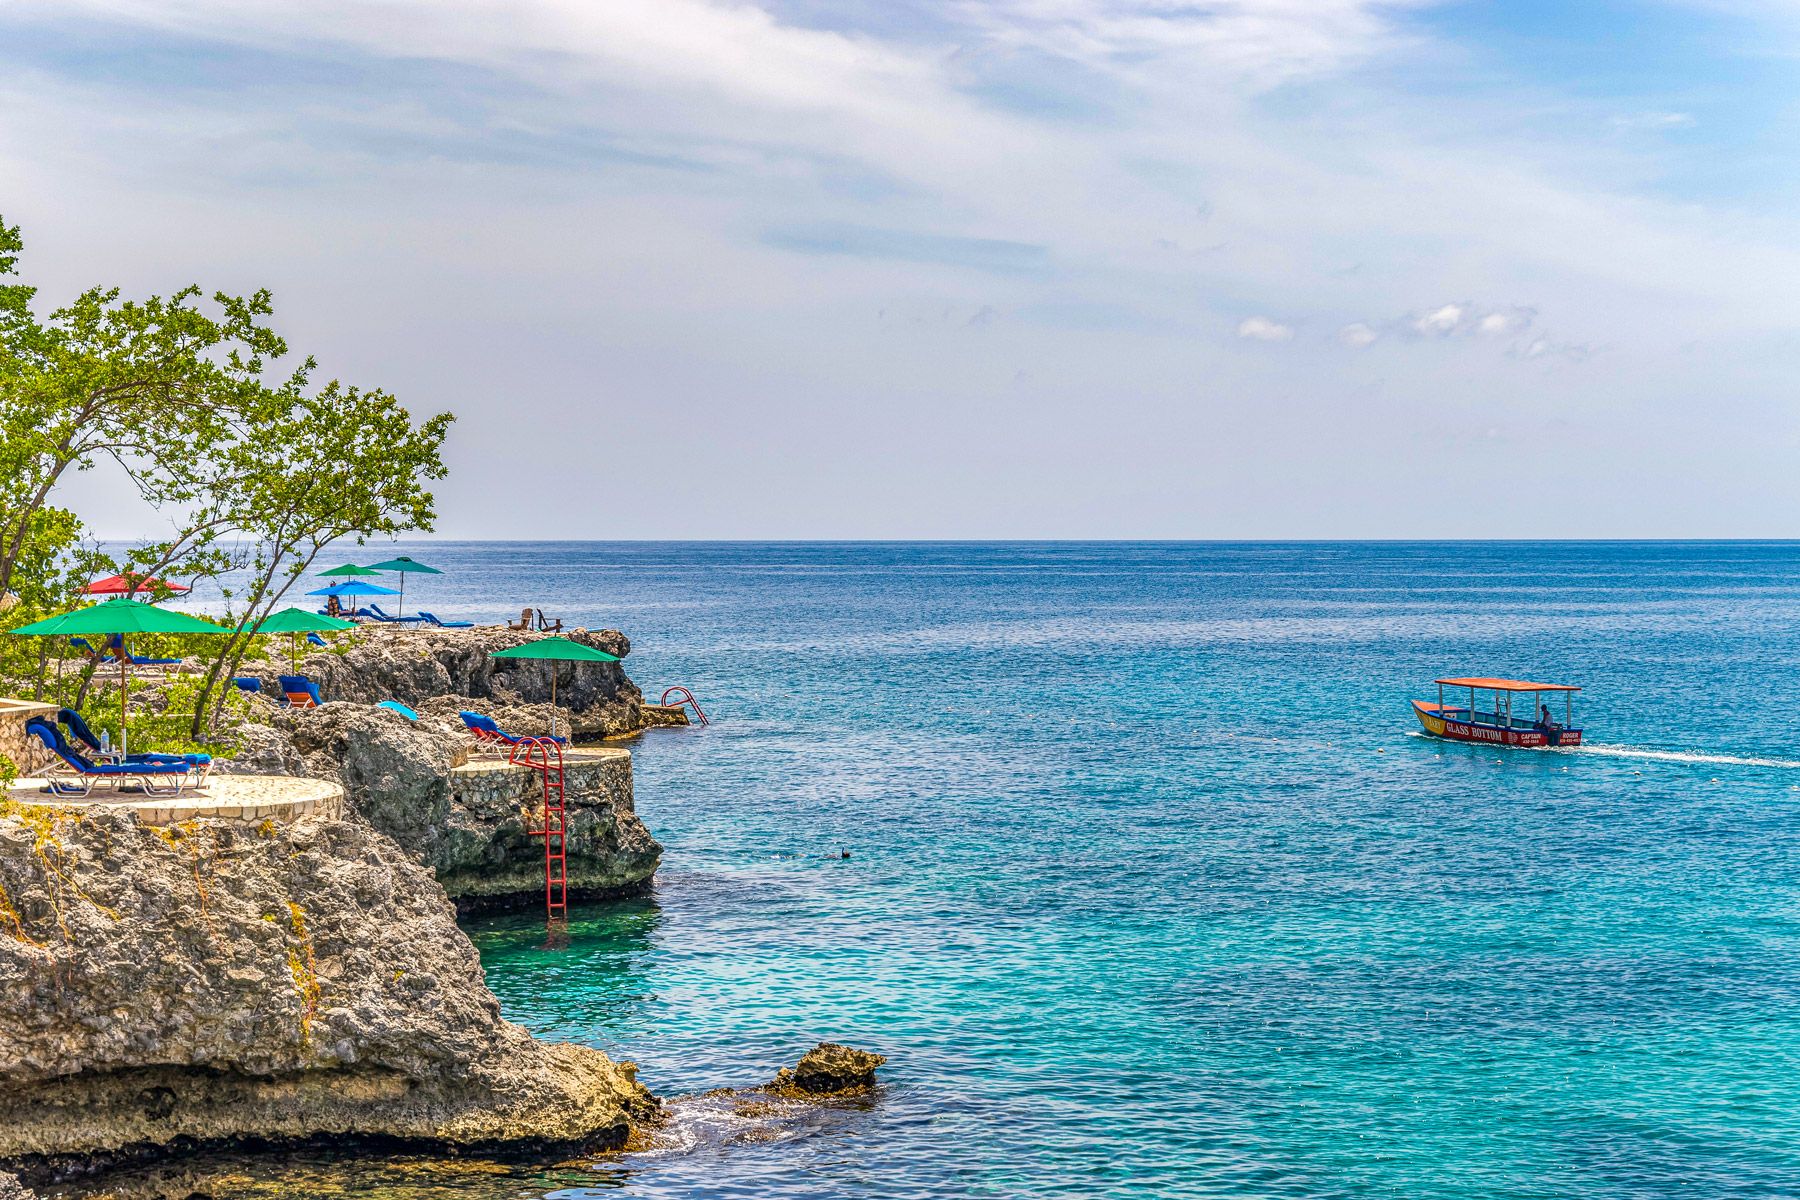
<box><xmin>1436</xmin><ymin>677</ymin><xmax>1580</xmax><ymax>692</ymax></box>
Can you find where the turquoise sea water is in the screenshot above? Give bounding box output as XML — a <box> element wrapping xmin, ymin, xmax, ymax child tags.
<box><xmin>244</xmin><ymin>544</ymin><xmax>1800</xmax><ymax>1196</ymax></box>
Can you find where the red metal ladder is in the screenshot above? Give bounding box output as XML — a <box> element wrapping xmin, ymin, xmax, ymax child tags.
<box><xmin>512</xmin><ymin>737</ymin><xmax>568</xmax><ymax>925</ymax></box>
<box><xmin>660</xmin><ymin>686</ymin><xmax>710</xmax><ymax>726</ymax></box>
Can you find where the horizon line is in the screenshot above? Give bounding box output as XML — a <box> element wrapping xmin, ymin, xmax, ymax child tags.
<box><xmin>84</xmin><ymin>535</ymin><xmax>1800</xmax><ymax>545</ymax></box>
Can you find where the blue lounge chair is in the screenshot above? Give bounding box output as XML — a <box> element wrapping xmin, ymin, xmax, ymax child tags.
<box><xmin>307</xmin><ymin>632</ymin><xmax>329</xmax><ymax>648</ymax></box>
<box><xmin>377</xmin><ymin>700</ymin><xmax>419</xmax><ymax>720</ymax></box>
<box><xmin>57</xmin><ymin>706</ymin><xmax>211</xmax><ymax>763</ymax></box>
<box><xmin>417</xmin><ymin>611</ymin><xmax>473</xmax><ymax>629</ymax></box>
<box><xmin>365</xmin><ymin>604</ymin><xmax>423</xmax><ymax>624</ymax></box>
<box><xmin>278</xmin><ymin>674</ymin><xmax>324</xmax><ymax>709</ymax></box>
<box><xmin>232</xmin><ymin>677</ymin><xmax>262</xmax><ymax>694</ymax></box>
<box><xmin>55</xmin><ymin>709</ymin><xmax>214</xmax><ymax>780</ymax></box>
<box><xmin>68</xmin><ymin>636</ymin><xmax>169</xmax><ymax>665</ymax></box>
<box><xmin>104</xmin><ymin>634</ymin><xmax>182</xmax><ymax>666</ymax></box>
<box><xmin>25</xmin><ymin>720</ymin><xmax>195</xmax><ymax>797</ymax></box>
<box><xmin>457</xmin><ymin>710</ymin><xmax>566</xmax><ymax>746</ymax></box>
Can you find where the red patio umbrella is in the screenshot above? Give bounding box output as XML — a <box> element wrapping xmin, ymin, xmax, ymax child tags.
<box><xmin>80</xmin><ymin>574</ymin><xmax>191</xmax><ymax>597</ymax></box>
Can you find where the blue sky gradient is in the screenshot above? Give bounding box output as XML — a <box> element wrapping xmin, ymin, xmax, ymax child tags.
<box><xmin>3</xmin><ymin>0</ymin><xmax>1798</xmax><ymax>537</ymax></box>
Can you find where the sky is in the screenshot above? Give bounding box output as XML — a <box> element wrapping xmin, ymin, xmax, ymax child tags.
<box><xmin>3</xmin><ymin>0</ymin><xmax>1800</xmax><ymax>539</ymax></box>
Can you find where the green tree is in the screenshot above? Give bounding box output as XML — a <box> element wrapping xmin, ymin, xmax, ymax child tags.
<box><xmin>0</xmin><ymin>217</ymin><xmax>454</xmax><ymax>740</ymax></box>
<box><xmin>190</xmin><ymin>382</ymin><xmax>452</xmax><ymax>734</ymax></box>
<box><xmin>0</xmin><ymin>218</ymin><xmax>289</xmax><ymax>602</ymax></box>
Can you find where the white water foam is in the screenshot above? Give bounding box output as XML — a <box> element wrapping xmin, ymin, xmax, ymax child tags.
<box><xmin>1406</xmin><ymin>731</ymin><xmax>1800</xmax><ymax>769</ymax></box>
<box><xmin>1571</xmin><ymin>744</ymin><xmax>1800</xmax><ymax>769</ymax></box>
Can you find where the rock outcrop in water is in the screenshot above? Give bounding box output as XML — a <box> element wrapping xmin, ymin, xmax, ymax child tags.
<box><xmin>0</xmin><ymin>808</ymin><xmax>656</xmax><ymax>1174</ymax></box>
<box><xmin>226</xmin><ymin>702</ymin><xmax>661</xmax><ymax>907</ymax></box>
<box><xmin>770</xmin><ymin>1043</ymin><xmax>888</xmax><ymax>1096</ymax></box>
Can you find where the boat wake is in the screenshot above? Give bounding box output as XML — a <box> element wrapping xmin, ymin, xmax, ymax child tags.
<box><xmin>1571</xmin><ymin>744</ymin><xmax>1800</xmax><ymax>770</ymax></box>
<box><xmin>1406</xmin><ymin>732</ymin><xmax>1800</xmax><ymax>769</ymax></box>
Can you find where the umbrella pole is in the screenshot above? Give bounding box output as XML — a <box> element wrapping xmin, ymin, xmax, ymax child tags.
<box><xmin>398</xmin><ymin>572</ymin><xmax>405</xmax><ymax>617</ymax></box>
<box><xmin>119</xmin><ymin>640</ymin><xmax>128</xmax><ymax>761</ymax></box>
<box><xmin>292</xmin><ymin>631</ymin><xmax>299</xmax><ymax>673</ymax></box>
<box><xmin>551</xmin><ymin>671</ymin><xmax>557</xmax><ymax>740</ymax></box>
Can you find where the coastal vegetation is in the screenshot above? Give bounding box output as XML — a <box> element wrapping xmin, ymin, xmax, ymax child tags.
<box><xmin>0</xmin><ymin>216</ymin><xmax>453</xmax><ymax>744</ymax></box>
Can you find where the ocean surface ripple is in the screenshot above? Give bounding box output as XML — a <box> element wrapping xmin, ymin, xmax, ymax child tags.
<box><xmin>222</xmin><ymin>543</ymin><xmax>1800</xmax><ymax>1196</ymax></box>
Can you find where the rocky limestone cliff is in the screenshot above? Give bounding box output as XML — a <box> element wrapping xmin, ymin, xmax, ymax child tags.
<box><xmin>0</xmin><ymin>807</ymin><xmax>656</xmax><ymax>1168</ymax></box>
<box><xmin>226</xmin><ymin>704</ymin><xmax>660</xmax><ymax>907</ymax></box>
<box><xmin>11</xmin><ymin>1044</ymin><xmax>891</xmax><ymax>1198</ymax></box>
<box><xmin>241</xmin><ymin>627</ymin><xmax>645</xmax><ymax>741</ymax></box>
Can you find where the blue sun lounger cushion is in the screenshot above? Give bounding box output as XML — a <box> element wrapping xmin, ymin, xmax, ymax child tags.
<box><xmin>25</xmin><ymin>720</ymin><xmax>192</xmax><ymax>796</ymax></box>
<box><xmin>377</xmin><ymin>701</ymin><xmax>418</xmax><ymax>720</ymax></box>
<box><xmin>458</xmin><ymin>710</ymin><xmax>566</xmax><ymax>745</ymax></box>
<box><xmin>55</xmin><ymin>709</ymin><xmax>212</xmax><ymax>770</ymax></box>
<box><xmin>105</xmin><ymin>634</ymin><xmax>182</xmax><ymax>665</ymax></box>
<box><xmin>366</xmin><ymin>604</ymin><xmax>423</xmax><ymax>624</ymax></box>
<box><xmin>278</xmin><ymin>674</ymin><xmax>324</xmax><ymax>709</ymax></box>
<box><xmin>417</xmin><ymin>611</ymin><xmax>473</xmax><ymax>628</ymax></box>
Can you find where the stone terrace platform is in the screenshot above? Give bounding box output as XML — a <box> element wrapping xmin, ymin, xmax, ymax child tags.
<box><xmin>3</xmin><ymin>772</ymin><xmax>344</xmax><ymax>827</ymax></box>
<box><xmin>451</xmin><ymin>743</ymin><xmax>632</xmax><ymax>787</ymax></box>
<box><xmin>453</xmin><ymin>745</ymin><xmax>631</xmax><ymax>774</ymax></box>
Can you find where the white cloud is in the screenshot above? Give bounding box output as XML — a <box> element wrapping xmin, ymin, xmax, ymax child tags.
<box><xmin>1612</xmin><ymin>111</ymin><xmax>1697</xmax><ymax>131</ymax></box>
<box><xmin>1238</xmin><ymin>315</ymin><xmax>1294</xmax><ymax>341</ymax></box>
<box><xmin>1412</xmin><ymin>304</ymin><xmax>1465</xmax><ymax>336</ymax></box>
<box><xmin>1</xmin><ymin>0</ymin><xmax>1797</xmax><ymax>536</ymax></box>
<box><xmin>953</xmin><ymin>0</ymin><xmax>1437</xmax><ymax>88</ymax></box>
<box><xmin>1515</xmin><ymin>337</ymin><xmax>1595</xmax><ymax>363</ymax></box>
<box><xmin>1476</xmin><ymin>307</ymin><xmax>1534</xmax><ymax>336</ymax></box>
<box><xmin>1400</xmin><ymin>304</ymin><xmax>1534</xmax><ymax>339</ymax></box>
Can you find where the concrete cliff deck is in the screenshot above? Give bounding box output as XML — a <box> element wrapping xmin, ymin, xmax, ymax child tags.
<box><xmin>451</xmin><ymin>744</ymin><xmax>632</xmax><ymax>785</ymax></box>
<box><xmin>437</xmin><ymin>744</ymin><xmax>651</xmax><ymax>904</ymax></box>
<box><xmin>3</xmin><ymin>772</ymin><xmax>345</xmax><ymax>826</ymax></box>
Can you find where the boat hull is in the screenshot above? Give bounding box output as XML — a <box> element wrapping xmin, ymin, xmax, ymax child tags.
<box><xmin>1411</xmin><ymin>701</ymin><xmax>1581</xmax><ymax>748</ymax></box>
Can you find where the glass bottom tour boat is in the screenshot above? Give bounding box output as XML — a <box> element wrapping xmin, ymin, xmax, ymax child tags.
<box><xmin>1411</xmin><ymin>677</ymin><xmax>1583</xmax><ymax>748</ymax></box>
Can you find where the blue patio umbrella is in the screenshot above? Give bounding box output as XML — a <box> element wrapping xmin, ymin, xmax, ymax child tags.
<box><xmin>307</xmin><ymin>580</ymin><xmax>400</xmax><ymax>617</ymax></box>
<box><xmin>306</xmin><ymin>581</ymin><xmax>402</xmax><ymax>597</ymax></box>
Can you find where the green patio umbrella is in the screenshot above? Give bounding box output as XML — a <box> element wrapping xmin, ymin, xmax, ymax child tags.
<box><xmin>318</xmin><ymin>563</ymin><xmax>380</xmax><ymax>577</ymax></box>
<box><xmin>9</xmin><ymin>598</ymin><xmax>227</xmax><ymax>758</ymax></box>
<box><xmin>237</xmin><ymin>606</ymin><xmax>358</xmax><ymax>671</ymax></box>
<box><xmin>367</xmin><ymin>556</ymin><xmax>442</xmax><ymax>617</ymax></box>
<box><xmin>491</xmin><ymin>636</ymin><xmax>620</xmax><ymax>740</ymax></box>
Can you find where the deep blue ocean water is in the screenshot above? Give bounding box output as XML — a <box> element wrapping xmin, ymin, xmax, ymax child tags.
<box><xmin>249</xmin><ymin>544</ymin><xmax>1800</xmax><ymax>1196</ymax></box>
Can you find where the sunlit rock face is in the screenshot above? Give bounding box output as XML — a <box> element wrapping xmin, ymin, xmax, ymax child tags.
<box><xmin>226</xmin><ymin>702</ymin><xmax>661</xmax><ymax>906</ymax></box>
<box><xmin>0</xmin><ymin>810</ymin><xmax>657</xmax><ymax>1167</ymax></box>
<box><xmin>242</xmin><ymin>626</ymin><xmax>645</xmax><ymax>741</ymax></box>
